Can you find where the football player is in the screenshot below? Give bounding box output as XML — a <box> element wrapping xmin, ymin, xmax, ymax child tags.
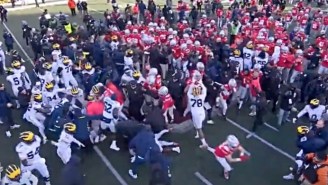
<box><xmin>57</xmin><ymin>56</ymin><xmax>78</xmax><ymax>88</ymax></box>
<box><xmin>11</xmin><ymin>60</ymin><xmax>31</xmax><ymax>90</ymax></box>
<box><xmin>51</xmin><ymin>43</ymin><xmax>62</xmax><ymax>62</ymax></box>
<box><xmin>186</xmin><ymin>77</ymin><xmax>208</xmax><ymax>148</ymax></box>
<box><xmin>67</xmin><ymin>86</ymin><xmax>85</xmax><ymax>107</ymax></box>
<box><xmin>43</xmin><ymin>81</ymin><xmax>65</xmax><ymax>111</ymax></box>
<box><xmin>216</xmin><ymin>79</ymin><xmax>238</xmax><ymax>119</ymax></box>
<box><xmin>6</xmin><ymin>68</ymin><xmax>23</xmax><ymax>108</ymax></box>
<box><xmin>158</xmin><ymin>86</ymin><xmax>175</xmax><ymax>123</ymax></box>
<box><xmin>23</xmin><ymin>94</ymin><xmax>50</xmax><ymax>143</ymax></box>
<box><xmin>15</xmin><ymin>131</ymin><xmax>50</xmax><ymax>185</ymax></box>
<box><xmin>101</xmin><ymin>94</ymin><xmax>123</xmax><ymax>151</ymax></box>
<box><xmin>201</xmin><ymin>135</ymin><xmax>250</xmax><ymax>180</ymax></box>
<box><xmin>1</xmin><ymin>164</ymin><xmax>38</xmax><ymax>185</ymax></box>
<box><xmin>56</xmin><ymin>123</ymin><xmax>85</xmax><ymax>164</ymax></box>
<box><xmin>37</xmin><ymin>62</ymin><xmax>55</xmax><ymax>90</ymax></box>
<box><xmin>293</xmin><ymin>98</ymin><xmax>326</xmax><ymax>126</ymax></box>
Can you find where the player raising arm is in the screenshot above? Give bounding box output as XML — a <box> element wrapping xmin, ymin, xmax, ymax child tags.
<box><xmin>1</xmin><ymin>164</ymin><xmax>38</xmax><ymax>185</ymax></box>
<box><xmin>201</xmin><ymin>135</ymin><xmax>250</xmax><ymax>180</ymax></box>
<box><xmin>186</xmin><ymin>76</ymin><xmax>208</xmax><ymax>148</ymax></box>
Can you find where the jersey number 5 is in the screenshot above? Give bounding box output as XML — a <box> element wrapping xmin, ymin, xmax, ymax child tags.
<box><xmin>191</xmin><ymin>98</ymin><xmax>203</xmax><ymax>107</ymax></box>
<box><xmin>13</xmin><ymin>77</ymin><xmax>20</xmax><ymax>85</ymax></box>
<box><xmin>27</xmin><ymin>147</ymin><xmax>40</xmax><ymax>159</ymax></box>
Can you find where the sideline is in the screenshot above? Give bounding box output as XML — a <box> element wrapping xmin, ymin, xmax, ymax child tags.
<box><xmin>194</xmin><ymin>172</ymin><xmax>213</xmax><ymax>185</ymax></box>
<box><xmin>93</xmin><ymin>146</ymin><xmax>129</xmax><ymax>185</ymax></box>
<box><xmin>226</xmin><ymin>118</ymin><xmax>294</xmax><ymax>161</ymax></box>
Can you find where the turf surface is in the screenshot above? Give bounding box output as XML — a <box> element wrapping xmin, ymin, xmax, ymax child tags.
<box><xmin>0</xmin><ymin>1</ymin><xmax>302</xmax><ymax>185</ymax></box>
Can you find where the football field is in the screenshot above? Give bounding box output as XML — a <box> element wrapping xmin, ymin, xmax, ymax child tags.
<box><xmin>0</xmin><ymin>1</ymin><xmax>301</xmax><ymax>185</ymax></box>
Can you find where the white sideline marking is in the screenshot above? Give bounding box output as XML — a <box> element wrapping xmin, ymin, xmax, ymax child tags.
<box><xmin>194</xmin><ymin>172</ymin><xmax>213</xmax><ymax>185</ymax></box>
<box><xmin>2</xmin><ymin>23</ymin><xmax>35</xmax><ymax>67</ymax></box>
<box><xmin>93</xmin><ymin>146</ymin><xmax>129</xmax><ymax>185</ymax></box>
<box><xmin>226</xmin><ymin>118</ymin><xmax>294</xmax><ymax>161</ymax></box>
<box><xmin>264</xmin><ymin>122</ymin><xmax>279</xmax><ymax>132</ymax></box>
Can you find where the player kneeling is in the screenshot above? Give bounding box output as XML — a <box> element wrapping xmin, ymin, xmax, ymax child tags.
<box><xmin>201</xmin><ymin>135</ymin><xmax>250</xmax><ymax>180</ymax></box>
<box><xmin>2</xmin><ymin>164</ymin><xmax>38</xmax><ymax>185</ymax></box>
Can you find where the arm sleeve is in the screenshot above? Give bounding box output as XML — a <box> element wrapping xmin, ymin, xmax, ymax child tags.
<box><xmin>297</xmin><ymin>105</ymin><xmax>308</xmax><ymax>118</ymax></box>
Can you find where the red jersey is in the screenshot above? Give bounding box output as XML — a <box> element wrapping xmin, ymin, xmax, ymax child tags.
<box><xmin>321</xmin><ymin>51</ymin><xmax>328</xmax><ymax>68</ymax></box>
<box><xmin>323</xmin><ymin>16</ymin><xmax>328</xmax><ymax>26</ymax></box>
<box><xmin>312</xmin><ymin>21</ymin><xmax>320</xmax><ymax>31</ymax></box>
<box><xmin>220</xmin><ymin>84</ymin><xmax>234</xmax><ymax>100</ymax></box>
<box><xmin>160</xmin><ymin>94</ymin><xmax>175</xmax><ymax>111</ymax></box>
<box><xmin>294</xmin><ymin>56</ymin><xmax>304</xmax><ymax>72</ymax></box>
<box><xmin>172</xmin><ymin>46</ymin><xmax>182</xmax><ymax>59</ymax></box>
<box><xmin>214</xmin><ymin>142</ymin><xmax>238</xmax><ymax>158</ymax></box>
<box><xmin>315</xmin><ymin>37</ymin><xmax>328</xmax><ymax>50</ymax></box>
<box><xmin>240</xmin><ymin>72</ymin><xmax>251</xmax><ymax>87</ymax></box>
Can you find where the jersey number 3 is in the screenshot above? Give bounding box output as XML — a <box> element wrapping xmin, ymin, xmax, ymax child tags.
<box><xmin>191</xmin><ymin>98</ymin><xmax>203</xmax><ymax>107</ymax></box>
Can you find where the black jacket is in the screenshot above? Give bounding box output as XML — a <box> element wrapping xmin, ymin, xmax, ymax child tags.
<box><xmin>0</xmin><ymin>90</ymin><xmax>12</xmax><ymax>117</ymax></box>
<box><xmin>60</xmin><ymin>155</ymin><xmax>85</xmax><ymax>185</ymax></box>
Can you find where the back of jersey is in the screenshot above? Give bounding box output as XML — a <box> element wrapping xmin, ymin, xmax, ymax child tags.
<box><xmin>103</xmin><ymin>97</ymin><xmax>120</xmax><ymax>119</ymax></box>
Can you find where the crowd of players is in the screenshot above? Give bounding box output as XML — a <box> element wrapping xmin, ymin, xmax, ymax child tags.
<box><xmin>0</xmin><ymin>0</ymin><xmax>328</xmax><ymax>184</ymax></box>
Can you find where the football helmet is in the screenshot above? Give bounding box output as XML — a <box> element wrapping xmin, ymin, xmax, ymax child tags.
<box><xmin>158</xmin><ymin>86</ymin><xmax>169</xmax><ymax>96</ymax></box>
<box><xmin>227</xmin><ymin>135</ymin><xmax>239</xmax><ymax>148</ymax></box>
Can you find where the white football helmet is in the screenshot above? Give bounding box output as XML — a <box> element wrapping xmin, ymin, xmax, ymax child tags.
<box><xmin>148</xmin><ymin>68</ymin><xmax>158</xmax><ymax>76</ymax></box>
<box><xmin>228</xmin><ymin>79</ymin><xmax>237</xmax><ymax>88</ymax></box>
<box><xmin>227</xmin><ymin>135</ymin><xmax>239</xmax><ymax>148</ymax></box>
<box><xmin>158</xmin><ymin>86</ymin><xmax>169</xmax><ymax>96</ymax></box>
<box><xmin>196</xmin><ymin>62</ymin><xmax>205</xmax><ymax>71</ymax></box>
<box><xmin>296</xmin><ymin>49</ymin><xmax>303</xmax><ymax>55</ymax></box>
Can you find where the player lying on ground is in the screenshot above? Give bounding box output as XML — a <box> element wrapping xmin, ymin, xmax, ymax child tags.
<box><xmin>201</xmin><ymin>135</ymin><xmax>250</xmax><ymax>180</ymax></box>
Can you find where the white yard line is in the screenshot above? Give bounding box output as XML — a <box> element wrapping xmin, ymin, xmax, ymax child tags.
<box><xmin>93</xmin><ymin>146</ymin><xmax>129</xmax><ymax>185</ymax></box>
<box><xmin>2</xmin><ymin>23</ymin><xmax>35</xmax><ymax>67</ymax></box>
<box><xmin>194</xmin><ymin>172</ymin><xmax>213</xmax><ymax>185</ymax></box>
<box><xmin>263</xmin><ymin>122</ymin><xmax>279</xmax><ymax>132</ymax></box>
<box><xmin>226</xmin><ymin>118</ymin><xmax>294</xmax><ymax>161</ymax></box>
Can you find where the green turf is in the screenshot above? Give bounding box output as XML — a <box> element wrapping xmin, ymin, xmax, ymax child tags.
<box><xmin>0</xmin><ymin>3</ymin><xmax>300</xmax><ymax>185</ymax></box>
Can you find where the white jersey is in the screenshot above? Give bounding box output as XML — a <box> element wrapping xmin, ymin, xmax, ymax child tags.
<box><xmin>6</xmin><ymin>73</ymin><xmax>23</xmax><ymax>91</ymax></box>
<box><xmin>12</xmin><ymin>66</ymin><xmax>31</xmax><ymax>89</ymax></box>
<box><xmin>243</xmin><ymin>47</ymin><xmax>254</xmax><ymax>63</ymax></box>
<box><xmin>26</xmin><ymin>101</ymin><xmax>42</xmax><ymax>115</ymax></box>
<box><xmin>52</xmin><ymin>50</ymin><xmax>62</xmax><ymax>61</ymax></box>
<box><xmin>1</xmin><ymin>171</ymin><xmax>38</xmax><ymax>185</ymax></box>
<box><xmin>44</xmin><ymin>88</ymin><xmax>64</xmax><ymax>106</ymax></box>
<box><xmin>59</xmin><ymin>61</ymin><xmax>73</xmax><ymax>76</ymax></box>
<box><xmin>187</xmin><ymin>83</ymin><xmax>207</xmax><ymax>114</ymax></box>
<box><xmin>297</xmin><ymin>105</ymin><xmax>326</xmax><ymax>121</ymax></box>
<box><xmin>58</xmin><ymin>131</ymin><xmax>76</xmax><ymax>148</ymax></box>
<box><xmin>103</xmin><ymin>96</ymin><xmax>121</xmax><ymax>120</ymax></box>
<box><xmin>38</xmin><ymin>71</ymin><xmax>54</xmax><ymax>87</ymax></box>
<box><xmin>15</xmin><ymin>135</ymin><xmax>42</xmax><ymax>165</ymax></box>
